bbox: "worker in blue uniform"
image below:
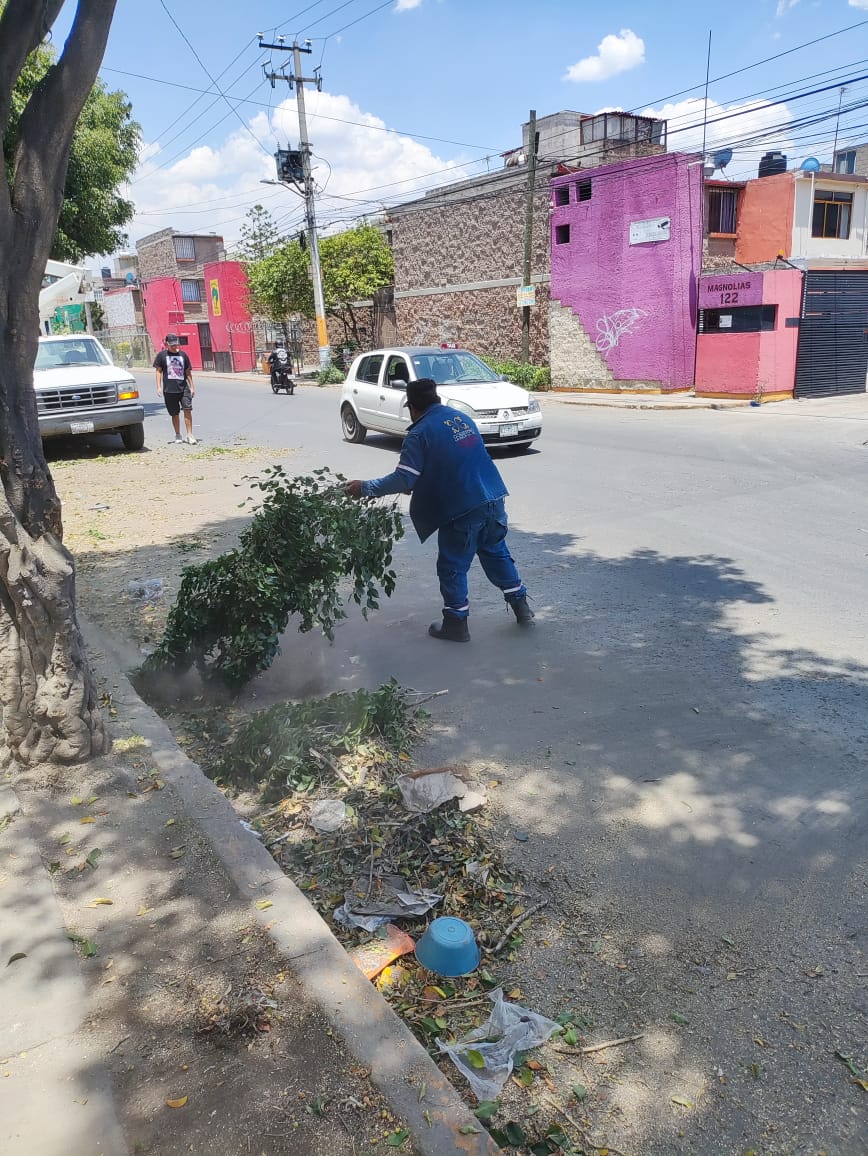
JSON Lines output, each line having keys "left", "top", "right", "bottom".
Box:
{"left": 344, "top": 378, "right": 533, "bottom": 642}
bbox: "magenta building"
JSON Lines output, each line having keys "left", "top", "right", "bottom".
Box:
{"left": 548, "top": 153, "right": 703, "bottom": 392}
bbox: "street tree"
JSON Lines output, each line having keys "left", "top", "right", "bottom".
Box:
{"left": 320, "top": 223, "right": 394, "bottom": 348}
{"left": 246, "top": 238, "right": 313, "bottom": 335}
{"left": 3, "top": 4, "right": 138, "bottom": 262}
{"left": 0, "top": 0, "right": 120, "bottom": 765}
{"left": 236, "top": 203, "right": 284, "bottom": 263}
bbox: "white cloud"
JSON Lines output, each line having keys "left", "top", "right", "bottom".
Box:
{"left": 395, "top": 0, "right": 424, "bottom": 9}
{"left": 564, "top": 29, "right": 645, "bottom": 83}
{"left": 642, "top": 95, "right": 795, "bottom": 180}
{"left": 848, "top": 0, "right": 868, "bottom": 8}
{"left": 775, "top": 0, "right": 798, "bottom": 16}
{"left": 127, "top": 90, "right": 463, "bottom": 248}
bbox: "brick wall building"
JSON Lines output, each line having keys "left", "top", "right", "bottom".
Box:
{"left": 385, "top": 109, "right": 667, "bottom": 368}
{"left": 137, "top": 228, "right": 224, "bottom": 324}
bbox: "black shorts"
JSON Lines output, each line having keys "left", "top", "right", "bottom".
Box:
{"left": 163, "top": 385, "right": 192, "bottom": 416}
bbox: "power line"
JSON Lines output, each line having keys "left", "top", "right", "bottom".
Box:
{"left": 156, "top": 0, "right": 273, "bottom": 157}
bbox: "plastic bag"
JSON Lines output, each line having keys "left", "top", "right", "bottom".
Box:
{"left": 436, "top": 988, "right": 561, "bottom": 1100}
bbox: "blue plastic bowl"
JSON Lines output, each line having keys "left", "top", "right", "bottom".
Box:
{"left": 415, "top": 916, "right": 481, "bottom": 977}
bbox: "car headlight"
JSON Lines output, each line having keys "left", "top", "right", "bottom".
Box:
{"left": 527, "top": 395, "right": 540, "bottom": 413}
{"left": 449, "top": 400, "right": 475, "bottom": 417}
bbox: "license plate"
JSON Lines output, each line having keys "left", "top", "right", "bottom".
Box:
{"left": 499, "top": 423, "right": 519, "bottom": 438}
{"left": 70, "top": 420, "right": 94, "bottom": 434}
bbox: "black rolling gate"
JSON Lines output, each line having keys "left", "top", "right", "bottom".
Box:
{"left": 794, "top": 270, "right": 868, "bottom": 398}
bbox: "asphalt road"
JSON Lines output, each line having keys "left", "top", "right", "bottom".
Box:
{"left": 131, "top": 371, "right": 868, "bottom": 1152}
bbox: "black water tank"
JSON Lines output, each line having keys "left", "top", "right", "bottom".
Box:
{"left": 758, "top": 151, "right": 787, "bottom": 178}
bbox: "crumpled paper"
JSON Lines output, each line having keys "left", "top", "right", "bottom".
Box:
{"left": 333, "top": 873, "right": 442, "bottom": 933}
{"left": 309, "top": 799, "right": 347, "bottom": 833}
{"left": 396, "top": 768, "right": 487, "bottom": 814}
{"left": 436, "top": 988, "right": 561, "bottom": 1100}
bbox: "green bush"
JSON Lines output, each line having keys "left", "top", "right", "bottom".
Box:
{"left": 142, "top": 467, "right": 404, "bottom": 690}
{"left": 480, "top": 356, "right": 550, "bottom": 391}
{"left": 316, "top": 365, "right": 346, "bottom": 385}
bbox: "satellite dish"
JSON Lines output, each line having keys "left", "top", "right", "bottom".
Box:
{"left": 125, "top": 271, "right": 136, "bottom": 284}
{"left": 800, "top": 157, "right": 821, "bottom": 172}
{"left": 713, "top": 147, "right": 733, "bottom": 170}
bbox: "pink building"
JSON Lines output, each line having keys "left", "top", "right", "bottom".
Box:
{"left": 548, "top": 153, "right": 703, "bottom": 392}
{"left": 694, "top": 268, "right": 803, "bottom": 400}
{"left": 203, "top": 260, "right": 257, "bottom": 372}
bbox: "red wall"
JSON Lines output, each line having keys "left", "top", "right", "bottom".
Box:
{"left": 141, "top": 276, "right": 203, "bottom": 369}
{"left": 735, "top": 173, "right": 795, "bottom": 264}
{"left": 695, "top": 268, "right": 802, "bottom": 399}
{"left": 203, "top": 260, "right": 256, "bottom": 371}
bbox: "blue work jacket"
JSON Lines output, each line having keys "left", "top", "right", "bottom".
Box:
{"left": 361, "top": 403, "right": 508, "bottom": 541}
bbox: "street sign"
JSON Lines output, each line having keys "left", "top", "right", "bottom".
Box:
{"left": 629, "top": 216, "right": 671, "bottom": 245}
{"left": 517, "top": 284, "right": 536, "bottom": 308}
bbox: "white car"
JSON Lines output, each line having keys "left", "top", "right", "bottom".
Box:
{"left": 34, "top": 334, "right": 146, "bottom": 451}
{"left": 340, "top": 346, "right": 542, "bottom": 451}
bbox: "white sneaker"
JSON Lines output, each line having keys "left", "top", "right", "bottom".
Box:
{"left": 169, "top": 435, "right": 183, "bottom": 444}
{"left": 186, "top": 434, "right": 198, "bottom": 445}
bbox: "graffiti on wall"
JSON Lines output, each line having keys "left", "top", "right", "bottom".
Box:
{"left": 595, "top": 307, "right": 649, "bottom": 353}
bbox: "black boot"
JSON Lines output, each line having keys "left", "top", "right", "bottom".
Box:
{"left": 428, "top": 614, "right": 470, "bottom": 642}
{"left": 509, "top": 596, "right": 535, "bottom": 626}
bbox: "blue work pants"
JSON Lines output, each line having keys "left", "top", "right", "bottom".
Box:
{"left": 436, "top": 499, "right": 525, "bottom": 619}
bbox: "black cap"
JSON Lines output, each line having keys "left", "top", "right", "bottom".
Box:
{"left": 406, "top": 377, "right": 439, "bottom": 411}
{"left": 165, "top": 333, "right": 180, "bottom": 344}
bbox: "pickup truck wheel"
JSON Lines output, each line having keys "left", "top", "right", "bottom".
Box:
{"left": 121, "top": 422, "right": 145, "bottom": 451}
{"left": 341, "top": 404, "right": 366, "bottom": 443}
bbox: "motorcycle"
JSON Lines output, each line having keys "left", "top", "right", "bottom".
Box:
{"left": 269, "top": 351, "right": 295, "bottom": 395}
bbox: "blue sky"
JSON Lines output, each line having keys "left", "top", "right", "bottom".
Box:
{"left": 54, "top": 0, "right": 868, "bottom": 253}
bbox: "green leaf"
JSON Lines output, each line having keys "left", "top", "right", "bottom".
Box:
{"left": 504, "top": 1122, "right": 527, "bottom": 1146}
{"left": 385, "top": 1130, "right": 409, "bottom": 1147}
{"left": 671, "top": 1013, "right": 690, "bottom": 1025}
{"left": 459, "top": 1125, "right": 480, "bottom": 1134}
{"left": 474, "top": 1100, "right": 499, "bottom": 1121}
{"left": 466, "top": 1049, "right": 486, "bottom": 1070}
{"left": 515, "top": 1065, "right": 534, "bottom": 1087}
{"left": 572, "top": 1083, "right": 588, "bottom": 1101}
{"left": 85, "top": 848, "right": 102, "bottom": 870}
{"left": 563, "top": 1027, "right": 578, "bottom": 1046}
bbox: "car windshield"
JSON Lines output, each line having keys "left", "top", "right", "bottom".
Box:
{"left": 410, "top": 350, "right": 500, "bottom": 386}
{"left": 35, "top": 338, "right": 111, "bottom": 370}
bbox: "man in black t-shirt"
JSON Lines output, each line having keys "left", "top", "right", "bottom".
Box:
{"left": 153, "top": 334, "right": 197, "bottom": 444}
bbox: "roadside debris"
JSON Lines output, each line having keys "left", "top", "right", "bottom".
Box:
{"left": 309, "top": 799, "right": 348, "bottom": 833}
{"left": 437, "top": 988, "right": 561, "bottom": 1100}
{"left": 397, "top": 766, "right": 488, "bottom": 813}
{"left": 127, "top": 578, "right": 165, "bottom": 602}
{"left": 335, "top": 873, "right": 442, "bottom": 932}
{"left": 348, "top": 924, "right": 416, "bottom": 980}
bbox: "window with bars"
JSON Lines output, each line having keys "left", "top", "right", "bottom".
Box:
{"left": 812, "top": 190, "right": 852, "bottom": 239}
{"left": 554, "top": 185, "right": 570, "bottom": 206}
{"left": 834, "top": 150, "right": 856, "bottom": 175}
{"left": 173, "top": 236, "right": 196, "bottom": 261}
{"left": 706, "top": 186, "right": 739, "bottom": 235}
{"left": 181, "top": 279, "right": 203, "bottom": 302}
{"left": 577, "top": 180, "right": 592, "bottom": 202}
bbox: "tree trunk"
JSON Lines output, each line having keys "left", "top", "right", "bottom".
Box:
{"left": 0, "top": 304, "right": 107, "bottom": 766}
{"left": 0, "top": 0, "right": 119, "bottom": 765}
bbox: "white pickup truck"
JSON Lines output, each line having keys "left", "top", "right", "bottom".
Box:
{"left": 34, "top": 334, "right": 146, "bottom": 451}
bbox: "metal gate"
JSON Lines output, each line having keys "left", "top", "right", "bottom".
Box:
{"left": 794, "top": 270, "right": 868, "bottom": 398}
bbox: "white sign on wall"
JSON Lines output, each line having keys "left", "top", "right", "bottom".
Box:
{"left": 516, "top": 284, "right": 536, "bottom": 308}
{"left": 629, "top": 216, "right": 671, "bottom": 245}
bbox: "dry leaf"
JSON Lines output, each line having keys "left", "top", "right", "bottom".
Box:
{"left": 671, "top": 1095, "right": 693, "bottom": 1109}
{"left": 853, "top": 1080, "right": 868, "bottom": 1092}
{"left": 137, "top": 905, "right": 153, "bottom": 917}
{"left": 165, "top": 1096, "right": 188, "bottom": 1109}
{"left": 168, "top": 846, "right": 186, "bottom": 859}
{"left": 80, "top": 816, "right": 96, "bottom": 824}
{"left": 88, "top": 898, "right": 113, "bottom": 907}
{"left": 255, "top": 899, "right": 273, "bottom": 911}
{"left": 70, "top": 796, "right": 84, "bottom": 806}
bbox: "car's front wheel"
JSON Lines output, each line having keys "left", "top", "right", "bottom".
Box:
{"left": 341, "top": 404, "right": 366, "bottom": 443}
{"left": 121, "top": 422, "right": 145, "bottom": 451}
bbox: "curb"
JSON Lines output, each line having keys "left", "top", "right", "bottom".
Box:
{"left": 84, "top": 617, "right": 498, "bottom": 1156}
{"left": 546, "top": 395, "right": 751, "bottom": 411}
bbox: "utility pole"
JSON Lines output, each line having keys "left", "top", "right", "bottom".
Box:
{"left": 259, "top": 35, "right": 331, "bottom": 368}
{"left": 521, "top": 110, "right": 537, "bottom": 364}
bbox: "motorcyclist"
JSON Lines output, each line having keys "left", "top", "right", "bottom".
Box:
{"left": 267, "top": 339, "right": 292, "bottom": 386}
